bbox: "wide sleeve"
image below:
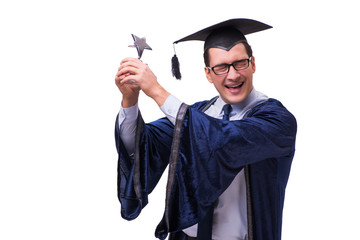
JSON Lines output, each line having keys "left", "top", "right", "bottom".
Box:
{"left": 155, "top": 99, "right": 297, "bottom": 238}
{"left": 115, "top": 112, "right": 174, "bottom": 220}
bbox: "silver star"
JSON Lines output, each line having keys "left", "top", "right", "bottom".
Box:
{"left": 128, "top": 34, "right": 152, "bottom": 59}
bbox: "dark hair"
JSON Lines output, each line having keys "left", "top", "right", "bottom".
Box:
{"left": 203, "top": 40, "right": 253, "bottom": 67}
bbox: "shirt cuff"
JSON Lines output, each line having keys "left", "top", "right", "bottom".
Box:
{"left": 160, "top": 94, "right": 183, "bottom": 125}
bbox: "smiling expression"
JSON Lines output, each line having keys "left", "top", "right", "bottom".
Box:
{"left": 204, "top": 43, "right": 256, "bottom": 105}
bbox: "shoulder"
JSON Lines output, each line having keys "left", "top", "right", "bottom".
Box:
{"left": 250, "top": 98, "right": 294, "bottom": 115}
{"left": 189, "top": 96, "right": 219, "bottom": 111}
{"left": 249, "top": 98, "right": 297, "bottom": 132}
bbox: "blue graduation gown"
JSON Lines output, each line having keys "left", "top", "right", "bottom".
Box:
{"left": 115, "top": 98, "right": 297, "bottom": 240}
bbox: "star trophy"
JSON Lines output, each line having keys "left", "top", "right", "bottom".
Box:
{"left": 128, "top": 34, "right": 152, "bottom": 59}
{"left": 126, "top": 34, "right": 152, "bottom": 85}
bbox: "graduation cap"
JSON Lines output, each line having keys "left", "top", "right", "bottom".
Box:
{"left": 171, "top": 18, "right": 272, "bottom": 80}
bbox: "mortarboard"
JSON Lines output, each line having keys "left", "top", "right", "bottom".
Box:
{"left": 171, "top": 18, "right": 272, "bottom": 80}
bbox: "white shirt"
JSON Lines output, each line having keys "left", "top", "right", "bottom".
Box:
{"left": 118, "top": 89, "right": 268, "bottom": 240}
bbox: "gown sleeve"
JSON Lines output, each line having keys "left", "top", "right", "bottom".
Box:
{"left": 115, "top": 111, "right": 175, "bottom": 220}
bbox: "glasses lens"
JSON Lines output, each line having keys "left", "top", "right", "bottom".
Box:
{"left": 233, "top": 59, "right": 249, "bottom": 70}
{"left": 213, "top": 64, "right": 229, "bottom": 75}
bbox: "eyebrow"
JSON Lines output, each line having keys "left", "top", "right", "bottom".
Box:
{"left": 212, "top": 58, "right": 249, "bottom": 67}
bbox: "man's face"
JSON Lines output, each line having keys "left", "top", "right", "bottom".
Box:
{"left": 205, "top": 43, "right": 256, "bottom": 104}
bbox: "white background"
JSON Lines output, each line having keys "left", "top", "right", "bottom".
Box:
{"left": 1, "top": 0, "right": 359, "bottom": 239}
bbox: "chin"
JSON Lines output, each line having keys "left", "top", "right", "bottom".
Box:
{"left": 225, "top": 94, "right": 246, "bottom": 104}
{"left": 222, "top": 84, "right": 252, "bottom": 104}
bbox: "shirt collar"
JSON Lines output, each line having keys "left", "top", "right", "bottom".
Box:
{"left": 215, "top": 88, "right": 269, "bottom": 117}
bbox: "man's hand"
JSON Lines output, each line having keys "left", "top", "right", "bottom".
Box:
{"left": 115, "top": 63, "right": 140, "bottom": 108}
{"left": 115, "top": 58, "right": 170, "bottom": 107}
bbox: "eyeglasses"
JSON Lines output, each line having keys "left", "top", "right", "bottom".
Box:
{"left": 207, "top": 57, "right": 252, "bottom": 75}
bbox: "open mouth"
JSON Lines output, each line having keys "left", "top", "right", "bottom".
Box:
{"left": 225, "top": 82, "right": 244, "bottom": 89}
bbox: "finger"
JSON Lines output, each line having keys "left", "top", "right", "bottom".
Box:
{"left": 121, "top": 57, "right": 141, "bottom": 65}
{"left": 121, "top": 58, "right": 149, "bottom": 72}
{"left": 115, "top": 72, "right": 130, "bottom": 83}
{"left": 120, "top": 61, "right": 143, "bottom": 72}
{"left": 120, "top": 74, "right": 139, "bottom": 85}
{"left": 118, "top": 65, "right": 139, "bottom": 77}
{"left": 117, "top": 63, "right": 133, "bottom": 77}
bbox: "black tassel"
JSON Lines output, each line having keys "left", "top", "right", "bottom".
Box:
{"left": 171, "top": 54, "right": 181, "bottom": 80}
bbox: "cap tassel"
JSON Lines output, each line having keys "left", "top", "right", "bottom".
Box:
{"left": 171, "top": 44, "right": 181, "bottom": 80}
{"left": 171, "top": 54, "right": 181, "bottom": 80}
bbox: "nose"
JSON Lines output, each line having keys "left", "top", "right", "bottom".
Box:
{"left": 227, "top": 64, "right": 240, "bottom": 80}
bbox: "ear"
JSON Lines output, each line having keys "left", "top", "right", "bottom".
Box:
{"left": 251, "top": 56, "right": 256, "bottom": 73}
{"left": 204, "top": 67, "right": 213, "bottom": 83}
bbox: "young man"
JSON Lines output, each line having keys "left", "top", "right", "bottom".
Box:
{"left": 115, "top": 19, "right": 297, "bottom": 240}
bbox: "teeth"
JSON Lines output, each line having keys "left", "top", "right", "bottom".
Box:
{"left": 227, "top": 82, "right": 244, "bottom": 88}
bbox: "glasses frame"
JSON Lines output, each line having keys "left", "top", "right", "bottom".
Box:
{"left": 207, "top": 57, "right": 252, "bottom": 75}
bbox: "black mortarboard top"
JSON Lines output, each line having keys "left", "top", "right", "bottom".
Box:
{"left": 171, "top": 18, "right": 272, "bottom": 79}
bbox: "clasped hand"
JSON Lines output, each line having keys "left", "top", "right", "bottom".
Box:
{"left": 115, "top": 58, "right": 170, "bottom": 107}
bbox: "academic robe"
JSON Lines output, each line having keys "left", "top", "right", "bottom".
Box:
{"left": 115, "top": 98, "right": 297, "bottom": 240}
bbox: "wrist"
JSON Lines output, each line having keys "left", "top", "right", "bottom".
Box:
{"left": 122, "top": 94, "right": 139, "bottom": 108}
{"left": 148, "top": 85, "right": 170, "bottom": 107}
